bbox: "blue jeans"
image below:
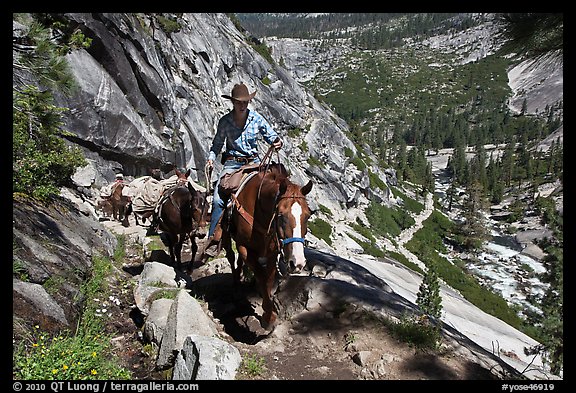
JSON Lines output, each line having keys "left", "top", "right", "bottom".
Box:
{"left": 208, "top": 158, "right": 260, "bottom": 238}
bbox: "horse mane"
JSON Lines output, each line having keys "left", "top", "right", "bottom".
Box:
{"left": 266, "top": 163, "right": 307, "bottom": 197}
{"left": 262, "top": 162, "right": 289, "bottom": 179}
{"left": 256, "top": 163, "right": 289, "bottom": 197}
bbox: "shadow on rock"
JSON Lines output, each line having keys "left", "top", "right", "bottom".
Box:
{"left": 191, "top": 273, "right": 272, "bottom": 345}
{"left": 146, "top": 249, "right": 174, "bottom": 266}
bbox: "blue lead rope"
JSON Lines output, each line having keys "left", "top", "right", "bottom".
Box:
{"left": 278, "top": 236, "right": 305, "bottom": 277}
{"left": 281, "top": 237, "right": 306, "bottom": 245}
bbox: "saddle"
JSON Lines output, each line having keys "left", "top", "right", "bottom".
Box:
{"left": 218, "top": 163, "right": 260, "bottom": 196}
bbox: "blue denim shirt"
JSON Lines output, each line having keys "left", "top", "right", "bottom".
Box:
{"left": 208, "top": 109, "right": 279, "bottom": 162}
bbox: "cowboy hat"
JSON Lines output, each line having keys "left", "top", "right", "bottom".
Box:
{"left": 221, "top": 83, "right": 256, "bottom": 101}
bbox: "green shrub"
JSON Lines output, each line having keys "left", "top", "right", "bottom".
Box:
{"left": 348, "top": 233, "right": 385, "bottom": 258}
{"left": 307, "top": 155, "right": 324, "bottom": 168}
{"left": 365, "top": 201, "right": 415, "bottom": 238}
{"left": 287, "top": 127, "right": 303, "bottom": 138}
{"left": 388, "top": 314, "right": 441, "bottom": 350}
{"left": 368, "top": 169, "right": 388, "bottom": 191}
{"left": 308, "top": 218, "right": 332, "bottom": 245}
{"left": 156, "top": 15, "right": 181, "bottom": 34}
{"left": 240, "top": 354, "right": 266, "bottom": 377}
{"left": 13, "top": 86, "right": 86, "bottom": 201}
{"left": 350, "top": 155, "right": 366, "bottom": 171}
{"left": 13, "top": 253, "right": 131, "bottom": 379}
{"left": 416, "top": 263, "right": 442, "bottom": 320}
{"left": 317, "top": 203, "right": 333, "bottom": 217}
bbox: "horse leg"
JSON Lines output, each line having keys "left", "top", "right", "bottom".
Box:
{"left": 127, "top": 203, "right": 139, "bottom": 226}
{"left": 96, "top": 198, "right": 112, "bottom": 220}
{"left": 174, "top": 234, "right": 184, "bottom": 268}
{"left": 141, "top": 211, "right": 153, "bottom": 225}
{"left": 186, "top": 234, "right": 198, "bottom": 275}
{"left": 121, "top": 204, "right": 130, "bottom": 227}
{"left": 246, "top": 251, "right": 277, "bottom": 330}
{"left": 261, "top": 257, "right": 279, "bottom": 329}
{"left": 112, "top": 201, "right": 118, "bottom": 221}
{"left": 222, "top": 232, "right": 240, "bottom": 284}
{"left": 164, "top": 232, "right": 176, "bottom": 266}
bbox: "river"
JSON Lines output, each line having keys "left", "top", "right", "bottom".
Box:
{"left": 468, "top": 229, "right": 548, "bottom": 318}
{"left": 429, "top": 152, "right": 549, "bottom": 319}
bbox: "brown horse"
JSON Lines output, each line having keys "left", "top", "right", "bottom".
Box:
{"left": 96, "top": 180, "right": 130, "bottom": 226}
{"left": 155, "top": 169, "right": 210, "bottom": 269}
{"left": 220, "top": 163, "right": 313, "bottom": 329}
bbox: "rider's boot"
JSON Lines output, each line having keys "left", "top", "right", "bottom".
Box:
{"left": 195, "top": 221, "right": 223, "bottom": 264}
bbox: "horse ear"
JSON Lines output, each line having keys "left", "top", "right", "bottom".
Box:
{"left": 301, "top": 180, "right": 313, "bottom": 196}
{"left": 185, "top": 168, "right": 191, "bottom": 178}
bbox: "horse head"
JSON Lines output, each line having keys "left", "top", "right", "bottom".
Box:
{"left": 187, "top": 182, "right": 210, "bottom": 239}
{"left": 175, "top": 168, "right": 191, "bottom": 186}
{"left": 275, "top": 178, "right": 313, "bottom": 274}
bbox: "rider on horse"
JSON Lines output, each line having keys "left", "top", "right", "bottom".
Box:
{"left": 200, "top": 82, "right": 283, "bottom": 260}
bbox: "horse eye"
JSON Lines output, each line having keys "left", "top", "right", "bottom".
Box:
{"left": 277, "top": 214, "right": 287, "bottom": 225}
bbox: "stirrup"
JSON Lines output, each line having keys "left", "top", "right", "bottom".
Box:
{"left": 195, "top": 237, "right": 218, "bottom": 263}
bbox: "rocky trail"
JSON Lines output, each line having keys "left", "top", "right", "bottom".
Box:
{"left": 99, "top": 196, "right": 527, "bottom": 381}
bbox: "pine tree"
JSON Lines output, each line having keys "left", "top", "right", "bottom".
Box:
{"left": 416, "top": 263, "right": 442, "bottom": 320}
{"left": 13, "top": 14, "right": 88, "bottom": 200}
{"left": 456, "top": 181, "right": 490, "bottom": 251}
{"left": 525, "top": 240, "right": 563, "bottom": 376}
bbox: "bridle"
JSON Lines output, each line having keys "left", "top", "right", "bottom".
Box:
{"left": 270, "top": 195, "right": 307, "bottom": 243}
{"left": 269, "top": 194, "right": 309, "bottom": 276}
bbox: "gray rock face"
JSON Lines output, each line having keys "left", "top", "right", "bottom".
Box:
{"left": 49, "top": 13, "right": 370, "bottom": 212}
{"left": 507, "top": 51, "right": 563, "bottom": 116}
{"left": 265, "top": 36, "right": 351, "bottom": 83}
{"left": 13, "top": 279, "right": 69, "bottom": 330}
{"left": 12, "top": 196, "right": 117, "bottom": 335}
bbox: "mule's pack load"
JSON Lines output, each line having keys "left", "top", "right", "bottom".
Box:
{"left": 126, "top": 175, "right": 206, "bottom": 217}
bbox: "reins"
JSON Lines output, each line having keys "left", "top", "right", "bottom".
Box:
{"left": 201, "top": 162, "right": 213, "bottom": 224}
{"left": 256, "top": 144, "right": 280, "bottom": 199}
{"left": 271, "top": 194, "right": 308, "bottom": 277}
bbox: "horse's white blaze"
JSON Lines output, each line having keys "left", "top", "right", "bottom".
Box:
{"left": 288, "top": 202, "right": 306, "bottom": 270}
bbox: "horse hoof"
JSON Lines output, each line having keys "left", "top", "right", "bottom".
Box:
{"left": 260, "top": 313, "right": 277, "bottom": 331}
